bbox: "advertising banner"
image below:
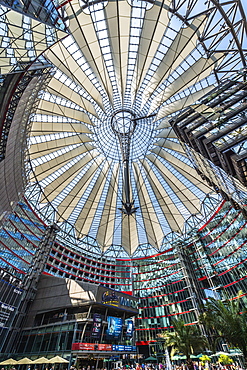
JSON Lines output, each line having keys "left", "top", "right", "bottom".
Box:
{"left": 91, "top": 313, "right": 102, "bottom": 338}
{"left": 72, "top": 343, "right": 95, "bottom": 351}
{"left": 72, "top": 343, "right": 114, "bottom": 351}
{"left": 0, "top": 268, "right": 23, "bottom": 330}
{"left": 112, "top": 345, "right": 137, "bottom": 352}
{"left": 98, "top": 344, "right": 112, "bottom": 351}
{"left": 112, "top": 344, "right": 125, "bottom": 351}
{"left": 106, "top": 316, "right": 123, "bottom": 339}
{"left": 126, "top": 320, "right": 134, "bottom": 337}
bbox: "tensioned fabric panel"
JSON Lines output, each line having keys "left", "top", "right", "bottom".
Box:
{"left": 149, "top": 148, "right": 213, "bottom": 195}
{"left": 96, "top": 163, "right": 120, "bottom": 249}
{"left": 74, "top": 162, "right": 110, "bottom": 236}
{"left": 46, "top": 78, "right": 97, "bottom": 117}
{"left": 140, "top": 159, "right": 183, "bottom": 233}
{"left": 105, "top": 0, "right": 131, "bottom": 100}
{"left": 121, "top": 213, "right": 139, "bottom": 255}
{"left": 29, "top": 134, "right": 92, "bottom": 159}
{"left": 133, "top": 162, "right": 164, "bottom": 248}
{"left": 155, "top": 86, "right": 214, "bottom": 120}
{"left": 57, "top": 158, "right": 104, "bottom": 219}
{"left": 132, "top": 0, "right": 171, "bottom": 96}
{"left": 142, "top": 15, "right": 208, "bottom": 103}
{"left": 31, "top": 143, "right": 94, "bottom": 180}
{"left": 147, "top": 53, "right": 225, "bottom": 114}
{"left": 40, "top": 150, "right": 99, "bottom": 202}
{"left": 36, "top": 98, "right": 95, "bottom": 125}
{"left": 144, "top": 155, "right": 202, "bottom": 222}
{"left": 44, "top": 43, "right": 104, "bottom": 108}
{"left": 65, "top": 1, "right": 114, "bottom": 102}
{"left": 30, "top": 121, "right": 94, "bottom": 136}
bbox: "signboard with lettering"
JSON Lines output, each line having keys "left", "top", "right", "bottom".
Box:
{"left": 125, "top": 345, "right": 136, "bottom": 351}
{"left": 91, "top": 313, "right": 102, "bottom": 338}
{"left": 112, "top": 345, "right": 125, "bottom": 351}
{"left": 102, "top": 290, "right": 119, "bottom": 306}
{"left": 72, "top": 343, "right": 95, "bottom": 351}
{"left": 0, "top": 268, "right": 23, "bottom": 352}
{"left": 72, "top": 343, "right": 136, "bottom": 352}
{"left": 99, "top": 287, "right": 138, "bottom": 311}
{"left": 98, "top": 344, "right": 112, "bottom": 351}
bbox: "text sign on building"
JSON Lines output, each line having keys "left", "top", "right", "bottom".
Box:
{"left": 72, "top": 343, "right": 136, "bottom": 352}
{"left": 91, "top": 313, "right": 102, "bottom": 338}
{"left": 72, "top": 343, "right": 95, "bottom": 351}
{"left": 101, "top": 289, "right": 138, "bottom": 310}
{"left": 0, "top": 268, "right": 23, "bottom": 329}
{"left": 102, "top": 290, "right": 119, "bottom": 307}
{"left": 112, "top": 345, "right": 137, "bottom": 352}
{"left": 98, "top": 344, "right": 112, "bottom": 351}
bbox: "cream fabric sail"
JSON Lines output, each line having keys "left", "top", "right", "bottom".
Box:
{"left": 23, "top": 0, "right": 246, "bottom": 256}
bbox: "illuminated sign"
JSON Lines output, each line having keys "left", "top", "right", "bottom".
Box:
{"left": 72, "top": 343, "right": 136, "bottom": 352}
{"left": 126, "top": 320, "right": 134, "bottom": 337}
{"left": 91, "top": 313, "right": 102, "bottom": 338}
{"left": 0, "top": 268, "right": 23, "bottom": 330}
{"left": 106, "top": 316, "right": 123, "bottom": 339}
{"left": 98, "top": 344, "right": 112, "bottom": 351}
{"left": 72, "top": 343, "right": 95, "bottom": 351}
{"left": 119, "top": 296, "right": 138, "bottom": 309}
{"left": 101, "top": 290, "right": 138, "bottom": 309}
{"left": 102, "top": 291, "right": 119, "bottom": 306}
{"left": 112, "top": 345, "right": 137, "bottom": 352}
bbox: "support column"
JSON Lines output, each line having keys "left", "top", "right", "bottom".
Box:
{"left": 2, "top": 223, "right": 59, "bottom": 354}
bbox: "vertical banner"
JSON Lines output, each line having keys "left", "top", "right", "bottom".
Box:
{"left": 91, "top": 313, "right": 102, "bottom": 338}
{"left": 126, "top": 320, "right": 134, "bottom": 337}
{"left": 106, "top": 316, "right": 123, "bottom": 338}
{"left": 0, "top": 269, "right": 23, "bottom": 352}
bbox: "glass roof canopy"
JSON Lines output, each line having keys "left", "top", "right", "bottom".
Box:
{"left": 3, "top": 0, "right": 246, "bottom": 257}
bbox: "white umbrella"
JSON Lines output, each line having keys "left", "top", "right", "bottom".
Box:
{"left": 16, "top": 358, "right": 34, "bottom": 365}
{"left": 48, "top": 356, "right": 69, "bottom": 364}
{"left": 33, "top": 357, "right": 50, "bottom": 364}
{"left": 0, "top": 359, "right": 18, "bottom": 365}
{"left": 211, "top": 352, "right": 230, "bottom": 357}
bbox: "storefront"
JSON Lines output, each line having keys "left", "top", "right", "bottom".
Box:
{"left": 16, "top": 275, "right": 139, "bottom": 367}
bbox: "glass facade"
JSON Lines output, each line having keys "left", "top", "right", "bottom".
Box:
{"left": 1, "top": 196, "right": 247, "bottom": 356}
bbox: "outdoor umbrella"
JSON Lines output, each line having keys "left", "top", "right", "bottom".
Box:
{"left": 144, "top": 356, "right": 157, "bottom": 362}
{"left": 16, "top": 358, "right": 34, "bottom": 365}
{"left": 196, "top": 354, "right": 204, "bottom": 359}
{"left": 48, "top": 356, "right": 69, "bottom": 364}
{"left": 33, "top": 357, "right": 50, "bottom": 364}
{"left": 171, "top": 356, "right": 180, "bottom": 361}
{"left": 0, "top": 359, "right": 18, "bottom": 365}
{"left": 177, "top": 356, "right": 187, "bottom": 360}
{"left": 229, "top": 351, "right": 243, "bottom": 357}
{"left": 211, "top": 352, "right": 230, "bottom": 357}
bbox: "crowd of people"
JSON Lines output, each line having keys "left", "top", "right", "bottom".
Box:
{"left": 3, "top": 361, "right": 244, "bottom": 370}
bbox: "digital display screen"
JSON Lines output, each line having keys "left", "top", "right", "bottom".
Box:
{"left": 106, "top": 316, "right": 123, "bottom": 339}
{"left": 126, "top": 320, "right": 134, "bottom": 337}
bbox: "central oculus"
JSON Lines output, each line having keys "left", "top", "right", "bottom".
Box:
{"left": 111, "top": 110, "right": 136, "bottom": 136}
